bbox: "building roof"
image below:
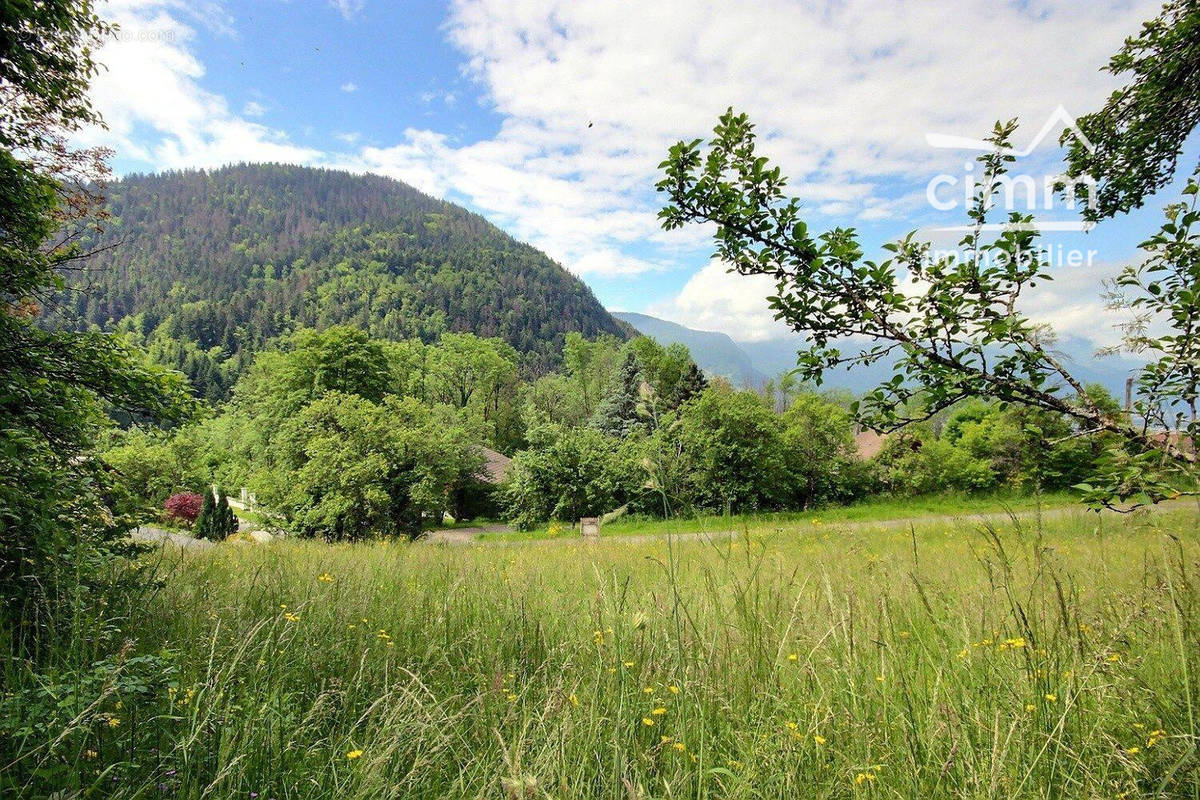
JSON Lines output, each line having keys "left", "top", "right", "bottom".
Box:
{"left": 479, "top": 447, "right": 512, "bottom": 484}
{"left": 854, "top": 429, "right": 888, "bottom": 460}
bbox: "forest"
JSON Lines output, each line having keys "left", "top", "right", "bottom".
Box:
{"left": 3, "top": 1, "right": 1199, "bottom": 797}
{"left": 100, "top": 322, "right": 1127, "bottom": 540}
{"left": 51, "top": 164, "right": 628, "bottom": 400}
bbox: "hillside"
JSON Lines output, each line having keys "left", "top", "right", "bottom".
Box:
{"left": 58, "top": 164, "right": 626, "bottom": 399}
{"left": 612, "top": 312, "right": 765, "bottom": 387}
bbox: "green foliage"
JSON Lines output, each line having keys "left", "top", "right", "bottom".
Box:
{"left": 563, "top": 331, "right": 624, "bottom": 418}
{"left": 54, "top": 164, "right": 628, "bottom": 398}
{"left": 269, "top": 393, "right": 481, "bottom": 540}
{"left": 657, "top": 105, "right": 1198, "bottom": 509}
{"left": 1085, "top": 179, "right": 1200, "bottom": 506}
{"left": 872, "top": 428, "right": 997, "bottom": 496}
{"left": 99, "top": 428, "right": 209, "bottom": 517}
{"left": 503, "top": 424, "right": 641, "bottom": 530}
{"left": 651, "top": 388, "right": 789, "bottom": 515}
{"left": 1, "top": 3, "right": 191, "bottom": 658}
{"left": 590, "top": 350, "right": 645, "bottom": 437}
{"left": 781, "top": 393, "right": 865, "bottom": 508}
{"left": 0, "top": 1, "right": 110, "bottom": 153}
{"left": 1062, "top": 0, "right": 1200, "bottom": 221}
{"left": 194, "top": 490, "right": 237, "bottom": 541}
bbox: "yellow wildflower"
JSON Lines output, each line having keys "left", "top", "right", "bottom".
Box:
{"left": 651, "top": 707, "right": 667, "bottom": 715}
{"left": 642, "top": 717, "right": 655, "bottom": 726}
{"left": 814, "top": 735, "right": 827, "bottom": 745}
{"left": 1044, "top": 694, "right": 1057, "bottom": 703}
{"left": 346, "top": 750, "right": 363, "bottom": 760}
{"left": 569, "top": 694, "right": 579, "bottom": 707}
{"left": 787, "top": 653, "right": 798, "bottom": 661}
{"left": 672, "top": 742, "right": 686, "bottom": 752}
{"left": 317, "top": 572, "right": 334, "bottom": 582}
{"left": 106, "top": 717, "right": 120, "bottom": 728}
{"left": 668, "top": 685, "right": 679, "bottom": 694}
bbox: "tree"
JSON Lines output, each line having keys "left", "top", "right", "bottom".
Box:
{"left": 591, "top": 351, "right": 644, "bottom": 437}
{"left": 236, "top": 326, "right": 392, "bottom": 418}
{"left": 426, "top": 332, "right": 522, "bottom": 451}
{"left": 1, "top": 2, "right": 191, "bottom": 653}
{"left": 1062, "top": 0, "right": 1200, "bottom": 222}
{"left": 652, "top": 388, "right": 788, "bottom": 514}
{"left": 563, "top": 332, "right": 623, "bottom": 417}
{"left": 502, "top": 424, "right": 640, "bottom": 530}
{"left": 671, "top": 362, "right": 709, "bottom": 409}
{"left": 269, "top": 393, "right": 481, "bottom": 540}
{"left": 194, "top": 489, "right": 237, "bottom": 541}
{"left": 658, "top": 107, "right": 1197, "bottom": 509}
{"left": 781, "top": 393, "right": 863, "bottom": 508}
{"left": 164, "top": 492, "right": 204, "bottom": 526}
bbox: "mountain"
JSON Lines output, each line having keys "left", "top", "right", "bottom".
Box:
{"left": 612, "top": 312, "right": 765, "bottom": 387}
{"left": 57, "top": 164, "right": 626, "bottom": 399}
{"left": 735, "top": 334, "right": 1141, "bottom": 399}
{"left": 614, "top": 313, "right": 1141, "bottom": 402}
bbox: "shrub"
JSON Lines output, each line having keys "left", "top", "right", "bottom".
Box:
{"left": 194, "top": 490, "right": 238, "bottom": 540}
{"left": 163, "top": 492, "right": 204, "bottom": 525}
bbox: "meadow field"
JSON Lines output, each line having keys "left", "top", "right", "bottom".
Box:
{"left": 6, "top": 505, "right": 1199, "bottom": 799}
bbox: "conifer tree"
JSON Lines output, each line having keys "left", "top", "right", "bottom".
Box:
{"left": 671, "top": 362, "right": 709, "bottom": 408}
{"left": 591, "top": 351, "right": 643, "bottom": 438}
{"left": 193, "top": 489, "right": 217, "bottom": 539}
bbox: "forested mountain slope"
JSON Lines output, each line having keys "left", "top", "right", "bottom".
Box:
{"left": 57, "top": 164, "right": 626, "bottom": 399}
{"left": 613, "top": 312, "right": 765, "bottom": 387}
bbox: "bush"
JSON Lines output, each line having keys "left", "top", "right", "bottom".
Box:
{"left": 163, "top": 492, "right": 204, "bottom": 525}
{"left": 503, "top": 424, "right": 642, "bottom": 530}
{"left": 194, "top": 490, "right": 238, "bottom": 540}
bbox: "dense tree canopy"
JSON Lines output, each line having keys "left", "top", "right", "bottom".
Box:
{"left": 1063, "top": 0, "right": 1200, "bottom": 221}
{"left": 49, "top": 164, "right": 628, "bottom": 400}
{"left": 1, "top": 0, "right": 190, "bottom": 655}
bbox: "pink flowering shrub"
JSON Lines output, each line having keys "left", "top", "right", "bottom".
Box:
{"left": 164, "top": 492, "right": 204, "bottom": 525}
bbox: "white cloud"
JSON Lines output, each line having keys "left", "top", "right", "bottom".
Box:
{"left": 649, "top": 260, "right": 789, "bottom": 343}
{"left": 80, "top": 1, "right": 320, "bottom": 168}
{"left": 334, "top": 131, "right": 362, "bottom": 145}
{"left": 651, "top": 250, "right": 1132, "bottom": 351}
{"left": 82, "top": 0, "right": 1160, "bottom": 352}
{"left": 340, "top": 81, "right": 359, "bottom": 93}
{"left": 355, "top": 0, "right": 1156, "bottom": 288}
{"left": 242, "top": 100, "right": 266, "bottom": 117}
{"left": 329, "top": 0, "right": 364, "bottom": 21}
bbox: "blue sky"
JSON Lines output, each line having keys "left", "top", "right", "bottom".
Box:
{"left": 82, "top": 0, "right": 1198, "bottom": 349}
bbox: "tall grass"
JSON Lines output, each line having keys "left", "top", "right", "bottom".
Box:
{"left": 3, "top": 507, "right": 1198, "bottom": 798}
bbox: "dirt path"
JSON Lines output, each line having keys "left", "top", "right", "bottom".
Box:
{"left": 423, "top": 523, "right": 516, "bottom": 544}
{"left": 419, "top": 500, "right": 1196, "bottom": 547}
{"left": 132, "top": 526, "right": 215, "bottom": 549}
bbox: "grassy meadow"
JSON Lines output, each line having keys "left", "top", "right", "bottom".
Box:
{"left": 6, "top": 505, "right": 1200, "bottom": 798}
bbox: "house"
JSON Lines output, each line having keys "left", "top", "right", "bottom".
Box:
{"left": 479, "top": 447, "right": 512, "bottom": 484}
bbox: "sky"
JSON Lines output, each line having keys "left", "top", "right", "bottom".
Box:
{"left": 80, "top": 0, "right": 1199, "bottom": 350}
